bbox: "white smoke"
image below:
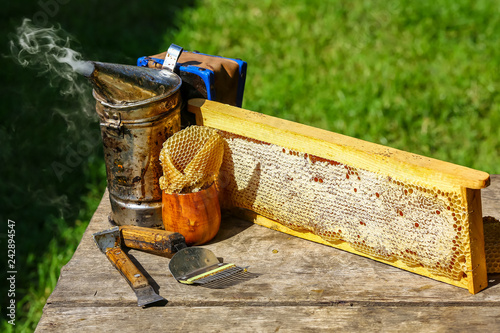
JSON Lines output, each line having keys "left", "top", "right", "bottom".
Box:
{"left": 6, "top": 19, "right": 102, "bottom": 218}
{"left": 9, "top": 19, "right": 94, "bottom": 94}
{"left": 8, "top": 18, "right": 95, "bottom": 119}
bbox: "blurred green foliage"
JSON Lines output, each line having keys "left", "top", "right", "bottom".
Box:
{"left": 1, "top": 0, "right": 500, "bottom": 331}
{"left": 0, "top": 0, "right": 193, "bottom": 331}
{"left": 168, "top": 0, "right": 500, "bottom": 172}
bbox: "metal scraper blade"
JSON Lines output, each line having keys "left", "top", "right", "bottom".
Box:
{"left": 134, "top": 285, "right": 166, "bottom": 307}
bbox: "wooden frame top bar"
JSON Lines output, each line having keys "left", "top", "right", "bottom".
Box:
{"left": 188, "top": 99, "right": 490, "bottom": 191}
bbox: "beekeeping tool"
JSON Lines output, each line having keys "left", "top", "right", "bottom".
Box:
{"left": 83, "top": 60, "right": 182, "bottom": 228}
{"left": 169, "top": 247, "right": 253, "bottom": 288}
{"left": 93, "top": 226, "right": 186, "bottom": 306}
{"left": 188, "top": 98, "right": 491, "bottom": 294}
{"left": 93, "top": 227, "right": 165, "bottom": 306}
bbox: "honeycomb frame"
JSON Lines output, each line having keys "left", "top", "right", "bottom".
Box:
{"left": 188, "top": 99, "right": 490, "bottom": 294}
{"left": 484, "top": 216, "right": 500, "bottom": 273}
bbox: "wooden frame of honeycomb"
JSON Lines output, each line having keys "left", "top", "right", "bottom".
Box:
{"left": 188, "top": 99, "right": 490, "bottom": 294}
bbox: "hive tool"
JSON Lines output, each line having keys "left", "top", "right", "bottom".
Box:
{"left": 93, "top": 226, "right": 186, "bottom": 307}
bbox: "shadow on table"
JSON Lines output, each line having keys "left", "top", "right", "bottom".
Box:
{"left": 207, "top": 211, "right": 255, "bottom": 244}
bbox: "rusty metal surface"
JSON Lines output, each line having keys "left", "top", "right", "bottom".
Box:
{"left": 89, "top": 62, "right": 181, "bottom": 104}
{"left": 93, "top": 65, "right": 182, "bottom": 227}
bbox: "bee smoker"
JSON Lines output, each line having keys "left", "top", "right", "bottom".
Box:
{"left": 84, "top": 51, "right": 183, "bottom": 228}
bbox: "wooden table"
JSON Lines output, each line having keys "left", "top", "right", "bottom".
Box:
{"left": 36, "top": 175, "right": 500, "bottom": 332}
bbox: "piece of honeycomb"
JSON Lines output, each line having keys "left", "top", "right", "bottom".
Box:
{"left": 216, "top": 131, "right": 472, "bottom": 281}
{"left": 484, "top": 216, "right": 500, "bottom": 273}
{"left": 159, "top": 125, "right": 224, "bottom": 193}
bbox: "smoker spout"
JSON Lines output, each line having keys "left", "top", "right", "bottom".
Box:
{"left": 83, "top": 61, "right": 180, "bottom": 105}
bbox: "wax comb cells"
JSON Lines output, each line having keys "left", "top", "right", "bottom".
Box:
{"left": 187, "top": 99, "right": 490, "bottom": 293}
{"left": 159, "top": 125, "right": 224, "bottom": 194}
{"left": 484, "top": 216, "right": 500, "bottom": 273}
{"left": 217, "top": 132, "right": 471, "bottom": 282}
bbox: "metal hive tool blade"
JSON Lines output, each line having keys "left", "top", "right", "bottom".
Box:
{"left": 134, "top": 285, "right": 166, "bottom": 307}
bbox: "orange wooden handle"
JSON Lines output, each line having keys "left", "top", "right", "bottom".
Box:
{"left": 119, "top": 225, "right": 185, "bottom": 256}
{"left": 105, "top": 247, "right": 148, "bottom": 289}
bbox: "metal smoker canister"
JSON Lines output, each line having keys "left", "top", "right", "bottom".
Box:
{"left": 92, "top": 64, "right": 182, "bottom": 227}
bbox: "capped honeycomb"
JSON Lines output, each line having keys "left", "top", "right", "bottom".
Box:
{"left": 159, "top": 125, "right": 224, "bottom": 193}
{"left": 484, "top": 216, "right": 500, "bottom": 273}
{"left": 216, "top": 131, "right": 473, "bottom": 281}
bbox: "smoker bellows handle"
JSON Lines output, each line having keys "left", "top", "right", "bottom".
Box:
{"left": 119, "top": 226, "right": 187, "bottom": 256}
{"left": 105, "top": 247, "right": 149, "bottom": 290}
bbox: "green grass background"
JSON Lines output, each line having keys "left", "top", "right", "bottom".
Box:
{"left": 2, "top": 0, "right": 500, "bottom": 331}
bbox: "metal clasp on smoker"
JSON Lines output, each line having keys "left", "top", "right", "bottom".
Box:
{"left": 163, "top": 44, "right": 183, "bottom": 72}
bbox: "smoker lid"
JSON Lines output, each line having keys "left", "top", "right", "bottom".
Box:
{"left": 89, "top": 61, "right": 182, "bottom": 107}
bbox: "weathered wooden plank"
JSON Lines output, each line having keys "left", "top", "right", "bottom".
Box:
{"left": 45, "top": 185, "right": 500, "bottom": 310}
{"left": 35, "top": 305, "right": 500, "bottom": 333}
{"left": 36, "top": 176, "right": 500, "bottom": 332}
{"left": 482, "top": 175, "right": 500, "bottom": 218}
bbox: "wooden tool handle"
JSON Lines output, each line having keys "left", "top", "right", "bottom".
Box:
{"left": 105, "top": 247, "right": 149, "bottom": 289}
{"left": 119, "top": 225, "right": 186, "bottom": 256}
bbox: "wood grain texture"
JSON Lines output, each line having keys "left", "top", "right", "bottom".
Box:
{"left": 105, "top": 247, "right": 149, "bottom": 290}
{"left": 36, "top": 305, "right": 500, "bottom": 333}
{"left": 464, "top": 188, "right": 488, "bottom": 294}
{"left": 162, "top": 182, "right": 221, "bottom": 245}
{"left": 36, "top": 176, "right": 500, "bottom": 332}
{"left": 119, "top": 226, "right": 183, "bottom": 257}
{"left": 188, "top": 99, "right": 490, "bottom": 191}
